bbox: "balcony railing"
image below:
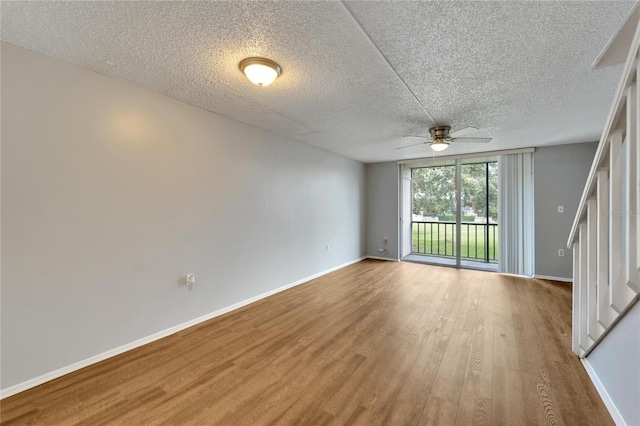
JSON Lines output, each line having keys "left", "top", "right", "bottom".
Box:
{"left": 412, "top": 221, "right": 498, "bottom": 263}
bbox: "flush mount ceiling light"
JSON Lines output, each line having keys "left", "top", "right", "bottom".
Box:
{"left": 430, "top": 139, "right": 450, "bottom": 152}
{"left": 239, "top": 57, "right": 282, "bottom": 87}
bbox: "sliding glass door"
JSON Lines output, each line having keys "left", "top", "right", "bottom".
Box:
{"left": 406, "top": 159, "right": 498, "bottom": 270}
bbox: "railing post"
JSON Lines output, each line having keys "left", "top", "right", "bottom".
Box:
{"left": 579, "top": 222, "right": 590, "bottom": 354}
{"left": 623, "top": 83, "right": 640, "bottom": 293}
{"left": 430, "top": 222, "right": 433, "bottom": 254}
{"left": 625, "top": 81, "right": 640, "bottom": 293}
{"left": 467, "top": 224, "right": 470, "bottom": 259}
{"left": 494, "top": 224, "right": 497, "bottom": 261}
{"left": 609, "top": 130, "right": 635, "bottom": 312}
{"left": 596, "top": 170, "right": 614, "bottom": 329}
{"left": 572, "top": 241, "right": 580, "bottom": 355}
{"left": 444, "top": 223, "right": 447, "bottom": 256}
{"left": 474, "top": 225, "right": 478, "bottom": 258}
{"left": 637, "top": 68, "right": 640, "bottom": 275}
{"left": 587, "top": 199, "right": 602, "bottom": 340}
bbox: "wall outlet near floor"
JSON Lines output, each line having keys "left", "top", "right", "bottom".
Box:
{"left": 186, "top": 273, "right": 195, "bottom": 287}
{"left": 378, "top": 248, "right": 385, "bottom": 253}
{"left": 325, "top": 244, "right": 330, "bottom": 252}
{"left": 383, "top": 237, "right": 388, "bottom": 245}
{"left": 558, "top": 249, "right": 565, "bottom": 257}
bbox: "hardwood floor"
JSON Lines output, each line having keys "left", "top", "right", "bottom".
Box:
{"left": 1, "top": 260, "right": 612, "bottom": 425}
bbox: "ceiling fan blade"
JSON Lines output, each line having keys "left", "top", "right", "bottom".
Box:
{"left": 449, "top": 126, "right": 479, "bottom": 137}
{"left": 403, "top": 135, "right": 433, "bottom": 140}
{"left": 395, "top": 141, "right": 428, "bottom": 150}
{"left": 453, "top": 137, "right": 492, "bottom": 144}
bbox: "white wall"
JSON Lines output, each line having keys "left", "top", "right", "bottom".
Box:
{"left": 365, "top": 162, "right": 398, "bottom": 260}
{"left": 534, "top": 142, "right": 598, "bottom": 279}
{"left": 587, "top": 302, "right": 640, "bottom": 425}
{"left": 0, "top": 43, "right": 366, "bottom": 390}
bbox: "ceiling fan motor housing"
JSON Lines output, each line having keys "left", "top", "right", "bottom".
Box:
{"left": 429, "top": 125, "right": 452, "bottom": 141}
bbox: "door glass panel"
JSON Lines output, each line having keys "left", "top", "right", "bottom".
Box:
{"left": 460, "top": 162, "right": 498, "bottom": 263}
{"left": 412, "top": 165, "right": 457, "bottom": 258}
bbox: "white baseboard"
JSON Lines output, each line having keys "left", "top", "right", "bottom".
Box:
{"left": 366, "top": 255, "right": 399, "bottom": 262}
{"left": 0, "top": 256, "right": 366, "bottom": 399}
{"left": 534, "top": 274, "right": 573, "bottom": 283}
{"left": 498, "top": 272, "right": 532, "bottom": 279}
{"left": 581, "top": 358, "right": 626, "bottom": 425}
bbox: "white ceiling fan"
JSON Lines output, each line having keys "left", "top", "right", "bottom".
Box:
{"left": 396, "top": 125, "right": 492, "bottom": 152}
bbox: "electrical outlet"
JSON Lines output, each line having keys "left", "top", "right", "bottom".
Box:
{"left": 383, "top": 237, "right": 388, "bottom": 245}
{"left": 186, "top": 273, "right": 195, "bottom": 286}
{"left": 558, "top": 206, "right": 564, "bottom": 213}
{"left": 325, "top": 244, "right": 330, "bottom": 252}
{"left": 558, "top": 249, "right": 565, "bottom": 257}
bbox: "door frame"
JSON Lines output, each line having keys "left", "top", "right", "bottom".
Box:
{"left": 399, "top": 158, "right": 498, "bottom": 270}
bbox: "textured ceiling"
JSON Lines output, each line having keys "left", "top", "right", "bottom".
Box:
{"left": 1, "top": 1, "right": 636, "bottom": 163}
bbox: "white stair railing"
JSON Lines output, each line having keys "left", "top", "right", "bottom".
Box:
{"left": 567, "top": 20, "right": 640, "bottom": 357}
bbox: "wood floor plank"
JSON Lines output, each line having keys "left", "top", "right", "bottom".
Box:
{"left": 323, "top": 333, "right": 400, "bottom": 422}
{"left": 430, "top": 274, "right": 480, "bottom": 404}
{"left": 461, "top": 272, "right": 494, "bottom": 400}
{"left": 0, "top": 260, "right": 614, "bottom": 426}
{"left": 492, "top": 278, "right": 520, "bottom": 371}
{"left": 519, "top": 364, "right": 565, "bottom": 426}
{"left": 418, "top": 395, "right": 459, "bottom": 426}
{"left": 455, "top": 391, "right": 491, "bottom": 426}
{"left": 267, "top": 354, "right": 366, "bottom": 425}
{"left": 491, "top": 365, "right": 527, "bottom": 426}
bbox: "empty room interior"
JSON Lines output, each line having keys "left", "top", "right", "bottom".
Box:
{"left": 2, "top": 1, "right": 640, "bottom": 425}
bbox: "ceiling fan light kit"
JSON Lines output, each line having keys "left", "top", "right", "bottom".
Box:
{"left": 430, "top": 139, "right": 450, "bottom": 151}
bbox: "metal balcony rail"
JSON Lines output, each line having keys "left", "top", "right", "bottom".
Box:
{"left": 412, "top": 221, "right": 498, "bottom": 263}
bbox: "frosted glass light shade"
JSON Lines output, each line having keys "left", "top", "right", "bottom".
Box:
{"left": 430, "top": 140, "right": 449, "bottom": 151}
{"left": 239, "top": 58, "right": 282, "bottom": 87}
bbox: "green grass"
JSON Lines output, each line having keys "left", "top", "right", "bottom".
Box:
{"left": 412, "top": 222, "right": 498, "bottom": 262}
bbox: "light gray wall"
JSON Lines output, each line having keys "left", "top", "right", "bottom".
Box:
{"left": 1, "top": 43, "right": 366, "bottom": 389}
{"left": 365, "top": 162, "right": 398, "bottom": 260}
{"left": 587, "top": 302, "right": 640, "bottom": 425}
{"left": 365, "top": 144, "right": 598, "bottom": 276}
{"left": 534, "top": 142, "right": 597, "bottom": 278}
